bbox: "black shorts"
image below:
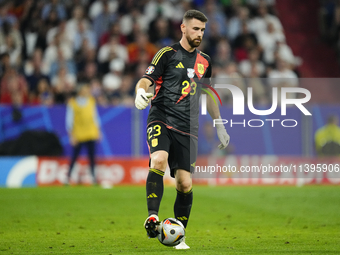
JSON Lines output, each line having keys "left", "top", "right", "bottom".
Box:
{"left": 147, "top": 122, "right": 198, "bottom": 178}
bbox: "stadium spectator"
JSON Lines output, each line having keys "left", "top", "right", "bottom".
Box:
{"left": 222, "top": 0, "right": 246, "bottom": 18}
{"left": 0, "top": 0, "right": 300, "bottom": 108}
{"left": 330, "top": 0, "right": 340, "bottom": 46}
{"left": 316, "top": 1, "right": 340, "bottom": 74}
{"left": 73, "top": 20, "right": 97, "bottom": 52}
{"left": 23, "top": 19, "right": 43, "bottom": 58}
{"left": 117, "top": 0, "right": 136, "bottom": 15}
{"left": 78, "top": 62, "right": 98, "bottom": 84}
{"left": 41, "top": 0, "right": 67, "bottom": 20}
{"left": 49, "top": 56, "right": 76, "bottom": 82}
{"left": 0, "top": 35, "right": 21, "bottom": 68}
{"left": 25, "top": 48, "right": 50, "bottom": 94}
{"left": 31, "top": 78, "right": 54, "bottom": 105}
{"left": 239, "top": 48, "right": 265, "bottom": 77}
{"left": 228, "top": 6, "right": 252, "bottom": 41}
{"left": 0, "top": 67, "right": 28, "bottom": 104}
{"left": 90, "top": 78, "right": 109, "bottom": 107}
{"left": 250, "top": 4, "right": 282, "bottom": 36}
{"left": 111, "top": 74, "right": 134, "bottom": 106}
{"left": 246, "top": 0, "right": 276, "bottom": 8}
{"left": 0, "top": 2, "right": 18, "bottom": 27}
{"left": 268, "top": 58, "right": 298, "bottom": 102}
{"left": 148, "top": 17, "right": 175, "bottom": 47}
{"left": 119, "top": 8, "right": 148, "bottom": 37}
{"left": 315, "top": 115, "right": 340, "bottom": 156}
{"left": 202, "top": 1, "right": 228, "bottom": 37}
{"left": 65, "top": 5, "right": 90, "bottom": 45}
{"left": 44, "top": 9, "right": 61, "bottom": 31}
{"left": 215, "top": 62, "right": 246, "bottom": 104}
{"left": 246, "top": 0, "right": 276, "bottom": 14}
{"left": 46, "top": 20, "right": 70, "bottom": 47}
{"left": 92, "top": 1, "right": 117, "bottom": 42}
{"left": 21, "top": 5, "right": 49, "bottom": 54}
{"left": 43, "top": 32, "right": 73, "bottom": 76}
{"left": 203, "top": 21, "right": 223, "bottom": 57}
{"left": 126, "top": 19, "right": 143, "bottom": 43}
{"left": 64, "top": 0, "right": 90, "bottom": 19}
{"left": 319, "top": 0, "right": 337, "bottom": 42}
{"left": 98, "top": 35, "right": 127, "bottom": 75}
{"left": 98, "top": 35, "right": 128, "bottom": 65}
{"left": 257, "top": 21, "right": 285, "bottom": 65}
{"left": 100, "top": 21, "right": 127, "bottom": 47}
{"left": 172, "top": 0, "right": 192, "bottom": 24}
{"left": 51, "top": 65, "right": 76, "bottom": 104}
{"left": 0, "top": 52, "right": 10, "bottom": 77}
{"left": 268, "top": 58, "right": 298, "bottom": 81}
{"left": 127, "top": 33, "right": 158, "bottom": 64}
{"left": 89, "top": 0, "right": 118, "bottom": 20}
{"left": 274, "top": 40, "right": 296, "bottom": 67}
{"left": 143, "top": 0, "right": 176, "bottom": 26}
{"left": 233, "top": 22, "right": 259, "bottom": 62}
{"left": 0, "top": 21, "right": 23, "bottom": 67}
{"left": 246, "top": 67, "right": 268, "bottom": 104}
{"left": 233, "top": 21, "right": 258, "bottom": 46}
{"left": 75, "top": 47, "right": 97, "bottom": 77}
{"left": 9, "top": 0, "right": 32, "bottom": 24}
{"left": 102, "top": 58, "right": 124, "bottom": 99}
{"left": 133, "top": 62, "right": 148, "bottom": 84}
{"left": 66, "top": 84, "right": 101, "bottom": 185}
{"left": 213, "top": 38, "right": 233, "bottom": 67}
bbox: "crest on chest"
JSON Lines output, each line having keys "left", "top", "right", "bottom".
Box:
{"left": 197, "top": 63, "right": 204, "bottom": 75}
{"left": 187, "top": 68, "right": 195, "bottom": 78}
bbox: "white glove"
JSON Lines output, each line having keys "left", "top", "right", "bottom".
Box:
{"left": 135, "top": 88, "right": 153, "bottom": 110}
{"left": 216, "top": 124, "right": 230, "bottom": 150}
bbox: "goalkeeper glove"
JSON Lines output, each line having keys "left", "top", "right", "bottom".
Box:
{"left": 135, "top": 88, "right": 153, "bottom": 110}
{"left": 215, "top": 120, "right": 230, "bottom": 150}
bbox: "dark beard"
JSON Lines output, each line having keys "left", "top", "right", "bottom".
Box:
{"left": 186, "top": 35, "right": 201, "bottom": 48}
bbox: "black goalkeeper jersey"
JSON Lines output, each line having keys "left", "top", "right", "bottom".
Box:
{"left": 143, "top": 42, "right": 212, "bottom": 138}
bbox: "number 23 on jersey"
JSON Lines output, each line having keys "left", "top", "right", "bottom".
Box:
{"left": 181, "top": 80, "right": 197, "bottom": 96}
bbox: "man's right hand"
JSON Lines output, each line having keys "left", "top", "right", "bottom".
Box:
{"left": 135, "top": 88, "right": 153, "bottom": 110}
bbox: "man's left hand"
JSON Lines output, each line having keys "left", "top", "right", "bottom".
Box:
{"left": 216, "top": 124, "right": 230, "bottom": 150}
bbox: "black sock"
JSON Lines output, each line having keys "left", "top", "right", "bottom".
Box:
{"left": 146, "top": 168, "right": 164, "bottom": 216}
{"left": 174, "top": 188, "right": 193, "bottom": 228}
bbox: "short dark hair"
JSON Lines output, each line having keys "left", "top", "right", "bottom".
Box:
{"left": 327, "top": 115, "right": 338, "bottom": 124}
{"left": 183, "top": 10, "right": 208, "bottom": 23}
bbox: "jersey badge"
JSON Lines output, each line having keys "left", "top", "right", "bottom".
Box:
{"left": 145, "top": 66, "right": 155, "bottom": 75}
{"left": 187, "top": 68, "right": 195, "bottom": 78}
{"left": 152, "top": 138, "right": 158, "bottom": 147}
{"left": 197, "top": 63, "right": 205, "bottom": 75}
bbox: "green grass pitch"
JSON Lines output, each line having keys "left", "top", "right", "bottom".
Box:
{"left": 0, "top": 185, "right": 339, "bottom": 254}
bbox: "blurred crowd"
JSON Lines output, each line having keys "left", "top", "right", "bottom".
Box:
{"left": 0, "top": 0, "right": 300, "bottom": 107}
{"left": 319, "top": 0, "right": 340, "bottom": 58}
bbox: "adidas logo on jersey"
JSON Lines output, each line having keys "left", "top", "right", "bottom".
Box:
{"left": 176, "top": 62, "right": 184, "bottom": 68}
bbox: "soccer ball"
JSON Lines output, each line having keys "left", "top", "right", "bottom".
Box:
{"left": 157, "top": 218, "right": 185, "bottom": 246}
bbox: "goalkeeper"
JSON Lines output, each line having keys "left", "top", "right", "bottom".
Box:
{"left": 134, "top": 10, "right": 230, "bottom": 249}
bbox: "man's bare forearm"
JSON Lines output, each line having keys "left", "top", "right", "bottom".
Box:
{"left": 135, "top": 78, "right": 153, "bottom": 93}
{"left": 206, "top": 93, "right": 221, "bottom": 119}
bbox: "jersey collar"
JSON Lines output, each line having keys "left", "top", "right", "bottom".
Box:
{"left": 178, "top": 42, "right": 197, "bottom": 57}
